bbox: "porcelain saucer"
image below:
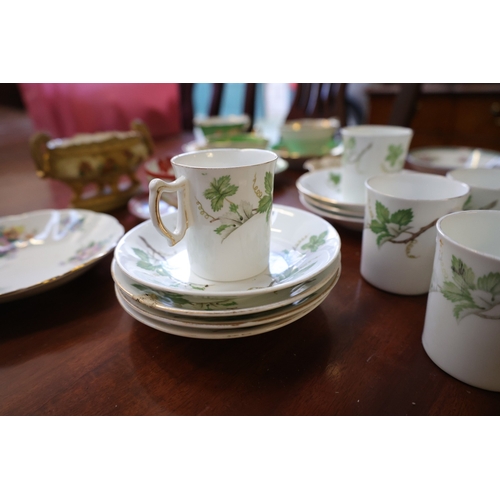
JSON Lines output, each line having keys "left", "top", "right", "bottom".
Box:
{"left": 114, "top": 204, "right": 341, "bottom": 297}
{"left": 115, "top": 271, "right": 335, "bottom": 339}
{"left": 303, "top": 155, "right": 342, "bottom": 172}
{"left": 111, "top": 253, "right": 340, "bottom": 317}
{"left": 296, "top": 168, "right": 365, "bottom": 214}
{"left": 407, "top": 146, "right": 500, "bottom": 174}
{"left": 0, "top": 209, "right": 124, "bottom": 303}
{"left": 115, "top": 267, "right": 340, "bottom": 330}
{"left": 299, "top": 193, "right": 364, "bottom": 232}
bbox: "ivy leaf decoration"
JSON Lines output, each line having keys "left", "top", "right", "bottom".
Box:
{"left": 385, "top": 144, "right": 404, "bottom": 166}
{"left": 440, "top": 256, "right": 500, "bottom": 321}
{"left": 301, "top": 231, "right": 328, "bottom": 252}
{"left": 462, "top": 195, "right": 474, "bottom": 211}
{"left": 390, "top": 208, "right": 413, "bottom": 227}
{"left": 203, "top": 175, "right": 239, "bottom": 212}
{"left": 477, "top": 272, "right": 500, "bottom": 298}
{"left": 369, "top": 201, "right": 414, "bottom": 249}
{"left": 329, "top": 173, "right": 341, "bottom": 186}
{"left": 375, "top": 200, "right": 390, "bottom": 224}
{"left": 451, "top": 255, "right": 476, "bottom": 290}
{"left": 257, "top": 171, "right": 274, "bottom": 221}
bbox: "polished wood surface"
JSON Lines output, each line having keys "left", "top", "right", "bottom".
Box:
{"left": 1, "top": 106, "right": 499, "bottom": 416}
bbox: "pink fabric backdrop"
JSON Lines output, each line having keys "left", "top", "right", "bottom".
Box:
{"left": 19, "top": 83, "right": 181, "bottom": 139}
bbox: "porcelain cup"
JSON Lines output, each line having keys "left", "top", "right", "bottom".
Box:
{"left": 422, "top": 210, "right": 500, "bottom": 391}
{"left": 280, "top": 118, "right": 339, "bottom": 156}
{"left": 446, "top": 167, "right": 500, "bottom": 210}
{"left": 360, "top": 172, "right": 470, "bottom": 295}
{"left": 149, "top": 148, "right": 278, "bottom": 282}
{"left": 340, "top": 125, "right": 413, "bottom": 204}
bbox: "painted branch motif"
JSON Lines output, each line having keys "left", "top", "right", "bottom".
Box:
{"left": 440, "top": 255, "right": 500, "bottom": 322}
{"left": 343, "top": 138, "right": 405, "bottom": 173}
{"left": 196, "top": 171, "right": 273, "bottom": 242}
{"left": 368, "top": 201, "right": 438, "bottom": 258}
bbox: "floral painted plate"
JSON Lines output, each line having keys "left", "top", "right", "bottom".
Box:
{"left": 114, "top": 204, "right": 341, "bottom": 297}
{"left": 111, "top": 253, "right": 340, "bottom": 317}
{"left": 296, "top": 168, "right": 365, "bottom": 214}
{"left": 0, "top": 209, "right": 124, "bottom": 303}
{"left": 114, "top": 271, "right": 336, "bottom": 339}
{"left": 407, "top": 147, "right": 500, "bottom": 174}
{"left": 299, "top": 193, "right": 364, "bottom": 232}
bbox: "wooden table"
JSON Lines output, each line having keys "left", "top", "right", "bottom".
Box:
{"left": 1, "top": 106, "right": 499, "bottom": 416}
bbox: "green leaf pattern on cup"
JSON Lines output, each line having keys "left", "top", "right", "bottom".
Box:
{"left": 344, "top": 138, "right": 405, "bottom": 172}
{"left": 440, "top": 255, "right": 500, "bottom": 322}
{"left": 197, "top": 171, "right": 273, "bottom": 242}
{"left": 461, "top": 194, "right": 498, "bottom": 211}
{"left": 368, "top": 200, "right": 438, "bottom": 258}
{"left": 385, "top": 144, "right": 404, "bottom": 167}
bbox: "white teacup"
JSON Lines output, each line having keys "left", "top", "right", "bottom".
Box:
{"left": 446, "top": 167, "right": 500, "bottom": 210}
{"left": 341, "top": 125, "right": 413, "bottom": 204}
{"left": 360, "top": 172, "right": 470, "bottom": 295}
{"left": 149, "top": 148, "right": 278, "bottom": 282}
{"left": 422, "top": 210, "right": 500, "bottom": 391}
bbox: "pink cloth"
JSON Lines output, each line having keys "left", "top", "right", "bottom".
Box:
{"left": 19, "top": 83, "right": 181, "bottom": 139}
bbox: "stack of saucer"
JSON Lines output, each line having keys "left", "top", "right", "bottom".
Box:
{"left": 296, "top": 167, "right": 365, "bottom": 231}
{"left": 112, "top": 204, "right": 341, "bottom": 339}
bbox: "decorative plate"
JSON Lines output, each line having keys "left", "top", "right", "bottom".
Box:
{"left": 115, "top": 272, "right": 336, "bottom": 339}
{"left": 407, "top": 147, "right": 500, "bottom": 174}
{"left": 114, "top": 204, "right": 341, "bottom": 297}
{"left": 111, "top": 254, "right": 340, "bottom": 317}
{"left": 0, "top": 209, "right": 124, "bottom": 303}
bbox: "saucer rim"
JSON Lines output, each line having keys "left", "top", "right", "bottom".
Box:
{"left": 111, "top": 254, "right": 340, "bottom": 317}
{"left": 114, "top": 204, "right": 341, "bottom": 298}
{"left": 0, "top": 208, "right": 124, "bottom": 303}
{"left": 299, "top": 194, "right": 364, "bottom": 232}
{"left": 296, "top": 168, "right": 365, "bottom": 212}
{"left": 115, "top": 271, "right": 336, "bottom": 339}
{"left": 115, "top": 266, "right": 340, "bottom": 330}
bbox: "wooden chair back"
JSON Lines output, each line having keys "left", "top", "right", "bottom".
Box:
{"left": 286, "top": 83, "right": 348, "bottom": 126}
{"left": 179, "top": 83, "right": 258, "bottom": 131}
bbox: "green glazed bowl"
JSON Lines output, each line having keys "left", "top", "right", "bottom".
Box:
{"left": 205, "top": 133, "right": 269, "bottom": 149}
{"left": 280, "top": 118, "right": 339, "bottom": 156}
{"left": 193, "top": 114, "right": 251, "bottom": 139}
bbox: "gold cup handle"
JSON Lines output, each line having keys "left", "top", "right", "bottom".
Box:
{"left": 148, "top": 177, "right": 188, "bottom": 246}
